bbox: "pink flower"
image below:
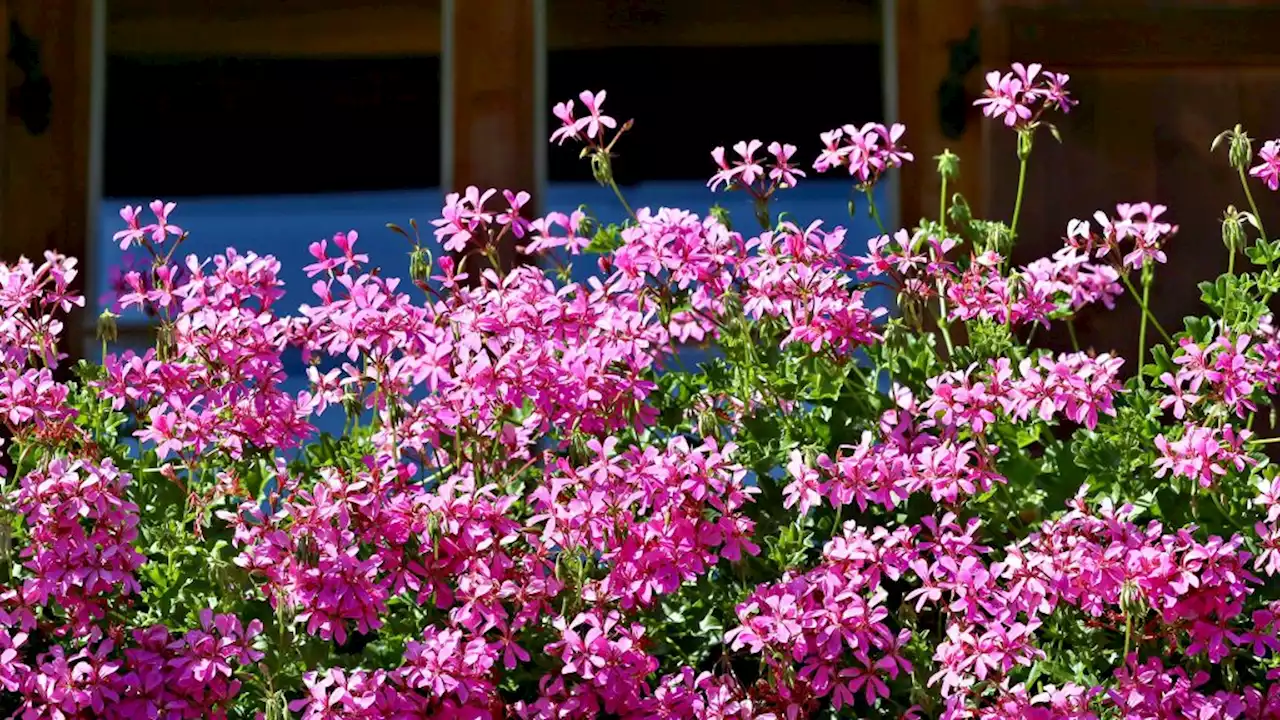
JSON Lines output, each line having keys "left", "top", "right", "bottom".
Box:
{"left": 766, "top": 141, "right": 805, "bottom": 188}
{"left": 550, "top": 99, "right": 580, "bottom": 144}
{"left": 708, "top": 139, "right": 765, "bottom": 191}
{"left": 974, "top": 62, "right": 1074, "bottom": 129}
{"left": 146, "top": 199, "right": 183, "bottom": 244}
{"left": 1252, "top": 139, "right": 1280, "bottom": 191}
{"left": 576, "top": 90, "right": 617, "bottom": 140}
{"left": 113, "top": 205, "right": 146, "bottom": 250}
{"left": 812, "top": 123, "right": 913, "bottom": 186}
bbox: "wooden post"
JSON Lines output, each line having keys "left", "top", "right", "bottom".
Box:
{"left": 895, "top": 0, "right": 983, "bottom": 228}
{"left": 1, "top": 0, "right": 98, "bottom": 364}
{"left": 443, "top": 0, "right": 541, "bottom": 268}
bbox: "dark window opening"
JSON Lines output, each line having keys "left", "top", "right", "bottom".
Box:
{"left": 104, "top": 56, "right": 442, "bottom": 198}
{"left": 547, "top": 43, "right": 884, "bottom": 185}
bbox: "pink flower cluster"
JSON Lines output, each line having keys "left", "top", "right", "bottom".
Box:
{"left": 11, "top": 458, "right": 144, "bottom": 632}
{"left": 434, "top": 187, "right": 533, "bottom": 253}
{"left": 1160, "top": 333, "right": 1276, "bottom": 420}
{"left": 99, "top": 248, "right": 312, "bottom": 460}
{"left": 550, "top": 90, "right": 617, "bottom": 146}
{"left": 1066, "top": 202, "right": 1178, "bottom": 270}
{"left": 725, "top": 522, "right": 914, "bottom": 713}
{"left": 6, "top": 73, "right": 1280, "bottom": 720}
{"left": 1153, "top": 422, "right": 1255, "bottom": 488}
{"left": 813, "top": 122, "right": 913, "bottom": 186}
{"left": 4, "top": 612, "right": 261, "bottom": 720}
{"left": 113, "top": 200, "right": 183, "bottom": 251}
{"left": 532, "top": 436, "right": 758, "bottom": 609}
{"left": 708, "top": 140, "right": 806, "bottom": 193}
{"left": 946, "top": 247, "right": 1123, "bottom": 328}
{"left": 0, "top": 251, "right": 83, "bottom": 371}
{"left": 784, "top": 351, "right": 1122, "bottom": 515}
{"left": 974, "top": 62, "right": 1075, "bottom": 129}
{"left": 743, "top": 220, "right": 887, "bottom": 353}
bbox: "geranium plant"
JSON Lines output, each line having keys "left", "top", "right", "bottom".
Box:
{"left": 3, "top": 63, "right": 1280, "bottom": 719}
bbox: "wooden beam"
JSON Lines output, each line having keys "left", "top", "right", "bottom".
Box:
{"left": 895, "top": 0, "right": 983, "bottom": 228}
{"left": 108, "top": 1, "right": 444, "bottom": 58}
{"left": 106, "top": 0, "right": 879, "bottom": 58}
{"left": 549, "top": 0, "right": 880, "bottom": 51}
{"left": 445, "top": 0, "right": 538, "bottom": 268}
{"left": 2, "top": 0, "right": 97, "bottom": 364}
{"left": 996, "top": 4, "right": 1280, "bottom": 68}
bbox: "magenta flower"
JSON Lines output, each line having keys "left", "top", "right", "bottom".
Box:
{"left": 975, "top": 62, "right": 1074, "bottom": 129}
{"left": 576, "top": 90, "right": 617, "bottom": 140}
{"left": 812, "top": 122, "right": 913, "bottom": 186}
{"left": 147, "top": 199, "right": 183, "bottom": 243}
{"left": 550, "top": 99, "right": 579, "bottom": 145}
{"left": 766, "top": 141, "right": 805, "bottom": 188}
{"left": 708, "top": 139, "right": 765, "bottom": 192}
{"left": 1252, "top": 139, "right": 1280, "bottom": 191}
{"left": 113, "top": 205, "right": 146, "bottom": 250}
{"left": 976, "top": 68, "right": 1033, "bottom": 127}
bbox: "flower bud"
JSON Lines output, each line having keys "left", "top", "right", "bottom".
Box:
{"left": 342, "top": 391, "right": 363, "bottom": 423}
{"left": 1223, "top": 206, "right": 1248, "bottom": 255}
{"left": 709, "top": 204, "right": 733, "bottom": 230}
{"left": 1017, "top": 129, "right": 1035, "bottom": 161}
{"left": 590, "top": 152, "right": 612, "bottom": 187}
{"left": 409, "top": 245, "right": 433, "bottom": 285}
{"left": 948, "top": 194, "right": 973, "bottom": 227}
{"left": 1119, "top": 579, "right": 1146, "bottom": 619}
{"left": 96, "top": 309, "right": 119, "bottom": 344}
{"left": 1229, "top": 125, "right": 1254, "bottom": 171}
{"left": 986, "top": 223, "right": 1014, "bottom": 256}
{"left": 898, "top": 290, "right": 925, "bottom": 330}
{"left": 156, "top": 322, "right": 175, "bottom": 361}
{"left": 753, "top": 197, "right": 771, "bottom": 230}
{"left": 934, "top": 149, "right": 960, "bottom": 181}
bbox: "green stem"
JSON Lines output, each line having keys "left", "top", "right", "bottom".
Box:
{"left": 1137, "top": 265, "right": 1151, "bottom": 389}
{"left": 1120, "top": 273, "right": 1173, "bottom": 344}
{"left": 1066, "top": 319, "right": 1081, "bottom": 352}
{"left": 1011, "top": 154, "right": 1028, "bottom": 238}
{"left": 1123, "top": 612, "right": 1133, "bottom": 663}
{"left": 1239, "top": 164, "right": 1268, "bottom": 242}
{"left": 864, "top": 187, "right": 887, "bottom": 235}
{"left": 939, "top": 175, "right": 949, "bottom": 230}
{"left": 608, "top": 178, "right": 637, "bottom": 222}
{"left": 935, "top": 177, "right": 956, "bottom": 358}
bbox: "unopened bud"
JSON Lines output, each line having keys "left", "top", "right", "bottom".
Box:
{"left": 96, "top": 309, "right": 119, "bottom": 344}
{"left": 590, "top": 152, "right": 612, "bottom": 187}
{"left": 753, "top": 197, "right": 771, "bottom": 230}
{"left": 935, "top": 149, "right": 960, "bottom": 180}
{"left": 948, "top": 194, "right": 972, "bottom": 227}
{"left": 1017, "top": 129, "right": 1035, "bottom": 161}
{"left": 341, "top": 391, "right": 363, "bottom": 423}
{"left": 1230, "top": 125, "right": 1254, "bottom": 171}
{"left": 1223, "top": 207, "right": 1248, "bottom": 255}
{"left": 709, "top": 204, "right": 733, "bottom": 230}
{"left": 156, "top": 322, "right": 175, "bottom": 361}
{"left": 409, "top": 245, "right": 432, "bottom": 285}
{"left": 986, "top": 223, "right": 1014, "bottom": 256}
{"left": 898, "top": 291, "right": 925, "bottom": 329}
{"left": 1119, "top": 579, "right": 1146, "bottom": 619}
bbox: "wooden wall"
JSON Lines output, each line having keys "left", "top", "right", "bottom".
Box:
{"left": 979, "top": 0, "right": 1280, "bottom": 358}
{"left": 1, "top": 0, "right": 97, "bottom": 364}
{"left": 106, "top": 0, "right": 880, "bottom": 58}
